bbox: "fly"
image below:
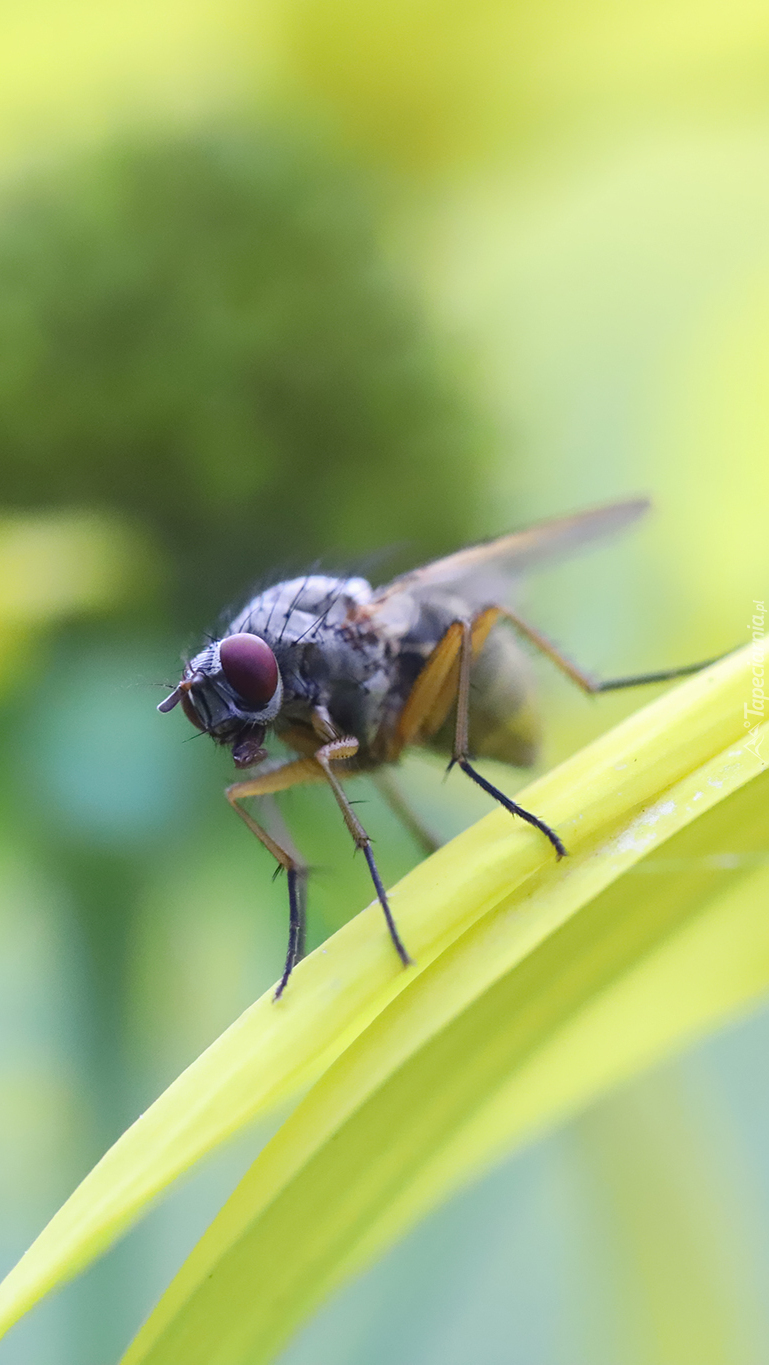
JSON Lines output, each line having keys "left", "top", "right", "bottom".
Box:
{"left": 158, "top": 499, "right": 717, "bottom": 997}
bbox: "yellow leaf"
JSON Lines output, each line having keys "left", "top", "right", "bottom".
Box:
{"left": 119, "top": 727, "right": 769, "bottom": 1363}
{"left": 0, "top": 639, "right": 764, "bottom": 1347}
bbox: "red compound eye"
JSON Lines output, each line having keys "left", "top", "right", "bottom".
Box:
{"left": 219, "top": 633, "right": 279, "bottom": 708}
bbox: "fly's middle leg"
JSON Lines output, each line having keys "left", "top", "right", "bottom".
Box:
{"left": 312, "top": 724, "right": 412, "bottom": 969}
{"left": 373, "top": 768, "right": 443, "bottom": 856}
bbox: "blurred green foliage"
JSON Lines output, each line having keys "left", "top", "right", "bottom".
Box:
{"left": 0, "top": 129, "right": 488, "bottom": 620}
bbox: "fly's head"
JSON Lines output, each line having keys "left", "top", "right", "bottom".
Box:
{"left": 158, "top": 632, "right": 283, "bottom": 768}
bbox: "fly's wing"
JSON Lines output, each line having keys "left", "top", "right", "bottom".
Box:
{"left": 370, "top": 498, "right": 649, "bottom": 620}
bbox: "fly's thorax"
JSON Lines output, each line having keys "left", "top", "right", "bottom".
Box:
{"left": 227, "top": 574, "right": 396, "bottom": 742}
{"left": 270, "top": 623, "right": 393, "bottom": 744}
{"left": 229, "top": 574, "right": 374, "bottom": 648}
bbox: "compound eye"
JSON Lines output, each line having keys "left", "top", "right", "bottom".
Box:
{"left": 219, "top": 633, "right": 279, "bottom": 709}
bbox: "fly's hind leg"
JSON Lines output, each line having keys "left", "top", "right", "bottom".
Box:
{"left": 498, "top": 608, "right": 725, "bottom": 693}
{"left": 392, "top": 611, "right": 566, "bottom": 859}
{"left": 451, "top": 618, "right": 567, "bottom": 859}
{"left": 226, "top": 756, "right": 323, "bottom": 998}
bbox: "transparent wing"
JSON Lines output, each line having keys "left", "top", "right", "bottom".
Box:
{"left": 370, "top": 498, "right": 649, "bottom": 617}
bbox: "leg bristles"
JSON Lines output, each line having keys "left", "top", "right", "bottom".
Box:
{"left": 457, "top": 757, "right": 567, "bottom": 859}
{"left": 362, "top": 842, "right": 412, "bottom": 967}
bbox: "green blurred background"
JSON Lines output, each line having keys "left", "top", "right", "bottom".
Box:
{"left": 0, "top": 3, "right": 768, "bottom": 1362}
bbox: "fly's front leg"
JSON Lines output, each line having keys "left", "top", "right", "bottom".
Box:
{"left": 226, "top": 756, "right": 321, "bottom": 998}
{"left": 262, "top": 796, "right": 308, "bottom": 962}
{"left": 311, "top": 715, "right": 412, "bottom": 969}
{"left": 452, "top": 619, "right": 567, "bottom": 859}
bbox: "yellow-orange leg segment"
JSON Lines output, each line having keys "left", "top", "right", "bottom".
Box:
{"left": 392, "top": 607, "right": 500, "bottom": 758}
